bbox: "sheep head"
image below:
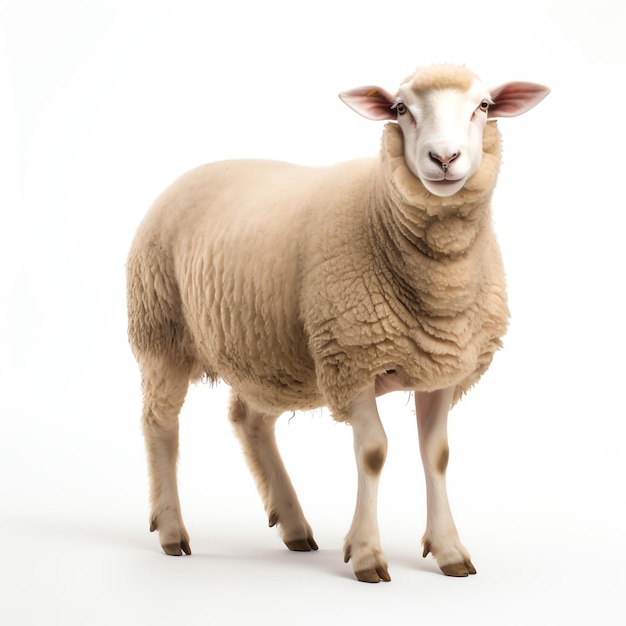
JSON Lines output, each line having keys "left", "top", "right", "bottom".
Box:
{"left": 339, "top": 65, "right": 550, "bottom": 198}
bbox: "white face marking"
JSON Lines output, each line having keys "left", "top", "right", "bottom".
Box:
{"left": 395, "top": 78, "right": 492, "bottom": 197}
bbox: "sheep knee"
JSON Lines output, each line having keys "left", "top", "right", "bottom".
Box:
{"left": 437, "top": 445, "right": 449, "bottom": 475}
{"left": 364, "top": 445, "right": 387, "bottom": 476}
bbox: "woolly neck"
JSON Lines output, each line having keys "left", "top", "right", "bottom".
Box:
{"left": 368, "top": 121, "right": 502, "bottom": 263}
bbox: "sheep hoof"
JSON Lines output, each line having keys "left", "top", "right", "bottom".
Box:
{"left": 422, "top": 534, "right": 475, "bottom": 576}
{"left": 162, "top": 540, "right": 192, "bottom": 556}
{"left": 344, "top": 542, "right": 391, "bottom": 582}
{"left": 285, "top": 536, "right": 319, "bottom": 551}
{"left": 440, "top": 560, "right": 476, "bottom": 577}
{"left": 355, "top": 567, "right": 391, "bottom": 583}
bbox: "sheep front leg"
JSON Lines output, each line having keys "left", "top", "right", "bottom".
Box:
{"left": 416, "top": 387, "right": 476, "bottom": 576}
{"left": 343, "top": 386, "right": 391, "bottom": 582}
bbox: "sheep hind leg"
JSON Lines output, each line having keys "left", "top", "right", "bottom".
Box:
{"left": 343, "top": 386, "right": 391, "bottom": 583}
{"left": 140, "top": 355, "right": 192, "bottom": 556}
{"left": 229, "top": 394, "right": 318, "bottom": 552}
{"left": 416, "top": 387, "right": 476, "bottom": 577}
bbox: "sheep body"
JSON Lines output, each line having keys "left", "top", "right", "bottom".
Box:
{"left": 128, "top": 121, "right": 506, "bottom": 419}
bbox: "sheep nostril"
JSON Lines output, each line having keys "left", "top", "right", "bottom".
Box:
{"left": 429, "top": 151, "right": 460, "bottom": 172}
{"left": 429, "top": 152, "right": 441, "bottom": 165}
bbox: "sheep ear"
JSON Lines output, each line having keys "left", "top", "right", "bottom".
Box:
{"left": 488, "top": 82, "right": 550, "bottom": 118}
{"left": 339, "top": 86, "right": 397, "bottom": 121}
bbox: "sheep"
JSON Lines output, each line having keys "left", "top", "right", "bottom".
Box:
{"left": 126, "top": 64, "right": 549, "bottom": 583}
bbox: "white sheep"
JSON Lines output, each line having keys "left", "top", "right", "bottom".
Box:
{"left": 126, "top": 64, "right": 549, "bottom": 582}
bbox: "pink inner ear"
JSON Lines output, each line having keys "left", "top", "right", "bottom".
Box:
{"left": 488, "top": 81, "right": 550, "bottom": 118}
{"left": 339, "top": 86, "right": 397, "bottom": 121}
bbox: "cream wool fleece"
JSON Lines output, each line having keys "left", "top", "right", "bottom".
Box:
{"left": 127, "top": 119, "right": 508, "bottom": 421}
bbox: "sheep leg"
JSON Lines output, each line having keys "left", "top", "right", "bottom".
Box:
{"left": 229, "top": 394, "right": 318, "bottom": 551}
{"left": 343, "top": 386, "right": 391, "bottom": 582}
{"left": 416, "top": 387, "right": 476, "bottom": 576}
{"left": 141, "top": 357, "right": 191, "bottom": 556}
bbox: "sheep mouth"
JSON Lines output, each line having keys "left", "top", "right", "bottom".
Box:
{"left": 421, "top": 176, "right": 466, "bottom": 198}
{"left": 424, "top": 178, "right": 465, "bottom": 190}
{"left": 424, "top": 175, "right": 463, "bottom": 184}
{"left": 436, "top": 178, "right": 461, "bottom": 185}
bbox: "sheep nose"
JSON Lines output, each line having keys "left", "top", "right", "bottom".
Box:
{"left": 429, "top": 151, "right": 460, "bottom": 172}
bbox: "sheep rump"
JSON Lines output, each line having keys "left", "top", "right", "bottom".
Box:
{"left": 127, "top": 120, "right": 508, "bottom": 421}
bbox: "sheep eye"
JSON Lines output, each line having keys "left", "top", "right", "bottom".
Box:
{"left": 479, "top": 100, "right": 490, "bottom": 112}
{"left": 393, "top": 102, "right": 407, "bottom": 115}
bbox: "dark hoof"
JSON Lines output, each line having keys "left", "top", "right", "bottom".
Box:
{"left": 355, "top": 567, "right": 391, "bottom": 583}
{"left": 440, "top": 560, "right": 476, "bottom": 577}
{"left": 162, "top": 540, "right": 192, "bottom": 556}
{"left": 285, "top": 536, "right": 319, "bottom": 551}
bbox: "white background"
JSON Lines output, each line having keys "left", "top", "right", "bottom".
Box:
{"left": 1, "top": 0, "right": 625, "bottom": 624}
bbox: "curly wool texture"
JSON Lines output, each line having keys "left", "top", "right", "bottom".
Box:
{"left": 127, "top": 120, "right": 508, "bottom": 421}
{"left": 304, "top": 121, "right": 508, "bottom": 417}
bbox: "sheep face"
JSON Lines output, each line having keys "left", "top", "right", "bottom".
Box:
{"left": 394, "top": 76, "right": 492, "bottom": 197}
{"left": 339, "top": 65, "right": 550, "bottom": 198}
